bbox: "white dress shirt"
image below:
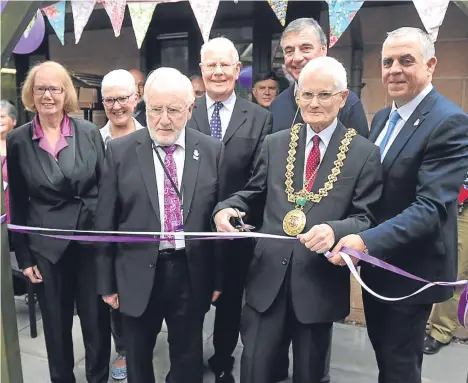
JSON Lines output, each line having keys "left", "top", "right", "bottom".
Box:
{"left": 152, "top": 129, "right": 186, "bottom": 250}
{"left": 304, "top": 118, "right": 338, "bottom": 177}
{"left": 206, "top": 91, "right": 237, "bottom": 139}
{"left": 100, "top": 118, "right": 145, "bottom": 149}
{"left": 375, "top": 83, "right": 433, "bottom": 159}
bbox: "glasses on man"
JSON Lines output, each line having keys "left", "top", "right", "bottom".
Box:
{"left": 148, "top": 106, "right": 186, "bottom": 118}
{"left": 202, "top": 62, "right": 237, "bottom": 73}
{"left": 33, "top": 86, "right": 64, "bottom": 95}
{"left": 102, "top": 94, "right": 134, "bottom": 108}
{"left": 299, "top": 90, "right": 342, "bottom": 103}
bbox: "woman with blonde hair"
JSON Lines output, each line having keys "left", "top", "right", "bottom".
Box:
{"left": 7, "top": 61, "right": 110, "bottom": 382}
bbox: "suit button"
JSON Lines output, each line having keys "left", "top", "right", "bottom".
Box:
{"left": 149, "top": 262, "right": 155, "bottom": 268}
{"left": 282, "top": 258, "right": 288, "bottom": 265}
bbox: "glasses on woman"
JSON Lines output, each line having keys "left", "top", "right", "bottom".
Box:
{"left": 102, "top": 94, "right": 134, "bottom": 108}
{"left": 299, "top": 90, "right": 342, "bottom": 103}
{"left": 148, "top": 105, "right": 186, "bottom": 118}
{"left": 33, "top": 86, "right": 64, "bottom": 95}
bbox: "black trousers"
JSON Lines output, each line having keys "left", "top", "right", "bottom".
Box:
{"left": 111, "top": 308, "right": 126, "bottom": 356}
{"left": 240, "top": 273, "right": 333, "bottom": 383}
{"left": 34, "top": 243, "right": 111, "bottom": 383}
{"left": 362, "top": 291, "right": 432, "bottom": 383}
{"left": 122, "top": 251, "right": 204, "bottom": 383}
{"left": 211, "top": 240, "right": 253, "bottom": 372}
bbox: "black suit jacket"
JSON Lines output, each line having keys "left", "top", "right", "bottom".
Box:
{"left": 7, "top": 117, "right": 105, "bottom": 269}
{"left": 270, "top": 85, "right": 369, "bottom": 138}
{"left": 214, "top": 122, "right": 383, "bottom": 323}
{"left": 188, "top": 95, "right": 272, "bottom": 199}
{"left": 360, "top": 89, "right": 468, "bottom": 304}
{"left": 94, "top": 128, "right": 224, "bottom": 318}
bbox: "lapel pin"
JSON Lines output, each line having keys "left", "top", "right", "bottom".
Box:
{"left": 414, "top": 119, "right": 420, "bottom": 126}
{"left": 193, "top": 149, "right": 199, "bottom": 161}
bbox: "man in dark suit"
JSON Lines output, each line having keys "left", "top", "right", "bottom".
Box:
{"left": 187, "top": 37, "right": 272, "bottom": 383}
{"left": 95, "top": 67, "right": 224, "bottom": 383}
{"left": 270, "top": 18, "right": 368, "bottom": 138}
{"left": 214, "top": 56, "right": 382, "bottom": 383}
{"left": 333, "top": 27, "right": 468, "bottom": 383}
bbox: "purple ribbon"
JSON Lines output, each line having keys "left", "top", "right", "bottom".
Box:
{"left": 340, "top": 246, "right": 468, "bottom": 328}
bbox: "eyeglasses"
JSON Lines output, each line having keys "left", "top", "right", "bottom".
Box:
{"left": 102, "top": 94, "right": 134, "bottom": 107}
{"left": 148, "top": 105, "right": 187, "bottom": 118}
{"left": 202, "top": 62, "right": 237, "bottom": 73}
{"left": 33, "top": 86, "right": 64, "bottom": 95}
{"left": 299, "top": 91, "right": 342, "bottom": 103}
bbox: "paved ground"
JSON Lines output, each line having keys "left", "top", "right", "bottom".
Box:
{"left": 14, "top": 296, "right": 468, "bottom": 383}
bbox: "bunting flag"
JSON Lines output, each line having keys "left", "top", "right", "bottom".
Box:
{"left": 102, "top": 0, "right": 127, "bottom": 37}
{"left": 128, "top": 2, "right": 157, "bottom": 49}
{"left": 326, "top": 0, "right": 364, "bottom": 48}
{"left": 71, "top": 0, "right": 96, "bottom": 44}
{"left": 267, "top": 0, "right": 288, "bottom": 26}
{"left": 23, "top": 12, "right": 38, "bottom": 38}
{"left": 189, "top": 0, "right": 220, "bottom": 43}
{"left": 413, "top": 0, "right": 450, "bottom": 42}
{"left": 42, "top": 1, "right": 66, "bottom": 45}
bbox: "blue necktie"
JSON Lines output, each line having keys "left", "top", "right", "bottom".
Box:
{"left": 379, "top": 110, "right": 401, "bottom": 161}
{"left": 209, "top": 102, "right": 223, "bottom": 140}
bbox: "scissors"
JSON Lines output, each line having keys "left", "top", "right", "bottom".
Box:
{"left": 232, "top": 208, "right": 255, "bottom": 232}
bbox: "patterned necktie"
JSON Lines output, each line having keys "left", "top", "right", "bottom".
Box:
{"left": 162, "top": 145, "right": 182, "bottom": 246}
{"left": 379, "top": 110, "right": 401, "bottom": 161}
{"left": 305, "top": 135, "right": 321, "bottom": 192}
{"left": 209, "top": 101, "right": 223, "bottom": 140}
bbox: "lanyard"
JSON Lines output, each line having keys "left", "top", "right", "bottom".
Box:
{"left": 151, "top": 143, "right": 183, "bottom": 203}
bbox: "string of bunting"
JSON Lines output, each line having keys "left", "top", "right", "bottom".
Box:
{"left": 1, "top": 214, "right": 467, "bottom": 328}
{"left": 9, "top": 0, "right": 453, "bottom": 53}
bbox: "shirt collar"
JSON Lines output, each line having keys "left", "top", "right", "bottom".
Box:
{"left": 391, "top": 83, "right": 433, "bottom": 122}
{"left": 306, "top": 118, "right": 338, "bottom": 150}
{"left": 101, "top": 117, "right": 145, "bottom": 143}
{"left": 206, "top": 91, "right": 237, "bottom": 112}
{"left": 32, "top": 114, "right": 72, "bottom": 140}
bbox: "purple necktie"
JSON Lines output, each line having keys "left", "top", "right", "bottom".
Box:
{"left": 162, "top": 145, "right": 182, "bottom": 246}
{"left": 210, "top": 101, "right": 223, "bottom": 140}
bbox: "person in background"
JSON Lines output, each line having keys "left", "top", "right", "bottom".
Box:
{"left": 190, "top": 74, "right": 206, "bottom": 98}
{"left": 0, "top": 99, "right": 17, "bottom": 222}
{"left": 129, "top": 68, "right": 147, "bottom": 127}
{"left": 100, "top": 69, "right": 145, "bottom": 381}
{"left": 7, "top": 61, "right": 110, "bottom": 383}
{"left": 270, "top": 18, "right": 369, "bottom": 140}
{"left": 252, "top": 71, "right": 280, "bottom": 109}
{"left": 423, "top": 172, "right": 468, "bottom": 355}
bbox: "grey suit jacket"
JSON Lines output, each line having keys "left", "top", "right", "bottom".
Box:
{"left": 95, "top": 128, "right": 224, "bottom": 318}
{"left": 214, "top": 122, "right": 383, "bottom": 323}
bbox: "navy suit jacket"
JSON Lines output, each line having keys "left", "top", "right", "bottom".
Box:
{"left": 360, "top": 88, "right": 468, "bottom": 304}
{"left": 270, "top": 84, "right": 369, "bottom": 138}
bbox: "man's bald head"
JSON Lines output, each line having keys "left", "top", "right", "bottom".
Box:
{"left": 129, "top": 68, "right": 145, "bottom": 98}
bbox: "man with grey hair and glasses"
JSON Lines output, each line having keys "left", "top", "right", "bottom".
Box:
{"left": 95, "top": 67, "right": 224, "bottom": 383}
{"left": 334, "top": 27, "right": 468, "bottom": 383}
{"left": 213, "top": 56, "right": 382, "bottom": 383}
{"left": 188, "top": 36, "right": 272, "bottom": 383}
{"left": 270, "top": 18, "right": 369, "bottom": 140}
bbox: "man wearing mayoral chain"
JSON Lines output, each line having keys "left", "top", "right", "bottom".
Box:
{"left": 213, "top": 56, "right": 383, "bottom": 383}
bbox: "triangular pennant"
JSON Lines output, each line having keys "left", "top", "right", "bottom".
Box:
{"left": 189, "top": 0, "right": 220, "bottom": 43}
{"left": 326, "top": 0, "right": 364, "bottom": 48}
{"left": 413, "top": 0, "right": 450, "bottom": 42}
{"left": 42, "top": 1, "right": 66, "bottom": 45}
{"left": 102, "top": 0, "right": 127, "bottom": 38}
{"left": 267, "top": 0, "right": 288, "bottom": 27}
{"left": 128, "top": 2, "right": 156, "bottom": 49}
{"left": 23, "top": 12, "right": 38, "bottom": 38}
{"left": 71, "top": 0, "right": 96, "bottom": 44}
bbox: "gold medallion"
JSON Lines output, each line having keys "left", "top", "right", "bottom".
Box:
{"left": 283, "top": 209, "right": 307, "bottom": 236}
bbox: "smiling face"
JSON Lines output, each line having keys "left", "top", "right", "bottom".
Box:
{"left": 0, "top": 109, "right": 16, "bottom": 138}
{"left": 102, "top": 85, "right": 137, "bottom": 128}
{"left": 200, "top": 46, "right": 241, "bottom": 102}
{"left": 282, "top": 27, "right": 327, "bottom": 82}
{"left": 146, "top": 85, "right": 193, "bottom": 146}
{"left": 382, "top": 35, "right": 436, "bottom": 105}
{"left": 33, "top": 67, "right": 65, "bottom": 118}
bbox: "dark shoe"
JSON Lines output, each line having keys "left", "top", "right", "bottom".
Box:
{"left": 423, "top": 335, "right": 449, "bottom": 355}
{"left": 273, "top": 370, "right": 289, "bottom": 382}
{"left": 166, "top": 371, "right": 171, "bottom": 383}
{"left": 208, "top": 355, "right": 235, "bottom": 383}
{"left": 213, "top": 370, "right": 235, "bottom": 383}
